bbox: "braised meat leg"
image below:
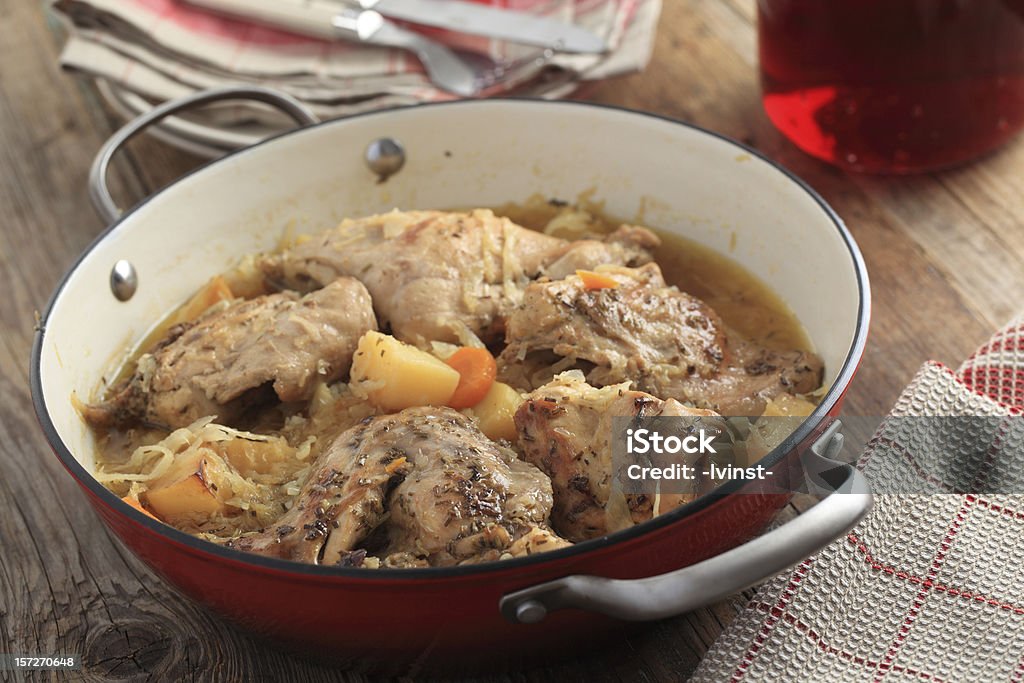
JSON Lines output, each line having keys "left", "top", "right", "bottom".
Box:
{"left": 226, "top": 407, "right": 569, "bottom": 566}
{"left": 83, "top": 277, "right": 377, "bottom": 429}
{"left": 514, "top": 371, "right": 723, "bottom": 541}
{"left": 498, "top": 264, "right": 823, "bottom": 415}
{"left": 259, "top": 209, "right": 659, "bottom": 346}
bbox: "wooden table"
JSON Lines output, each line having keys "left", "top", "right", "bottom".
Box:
{"left": 3, "top": 0, "right": 1023, "bottom": 680}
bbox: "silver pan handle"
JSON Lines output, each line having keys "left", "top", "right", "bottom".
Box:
{"left": 89, "top": 86, "right": 319, "bottom": 225}
{"left": 500, "top": 420, "right": 872, "bottom": 624}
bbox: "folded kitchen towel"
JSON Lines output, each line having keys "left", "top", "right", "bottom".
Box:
{"left": 694, "top": 316, "right": 1024, "bottom": 683}
{"left": 51, "top": 0, "right": 661, "bottom": 125}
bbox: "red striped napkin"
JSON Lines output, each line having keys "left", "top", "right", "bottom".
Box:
{"left": 52, "top": 0, "right": 661, "bottom": 123}
{"left": 695, "top": 316, "right": 1024, "bottom": 682}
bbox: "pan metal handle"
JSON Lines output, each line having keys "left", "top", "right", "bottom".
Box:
{"left": 500, "top": 420, "right": 872, "bottom": 624}
{"left": 88, "top": 86, "right": 319, "bottom": 225}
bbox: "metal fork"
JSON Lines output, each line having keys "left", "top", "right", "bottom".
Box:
{"left": 185, "top": 0, "right": 481, "bottom": 96}
{"left": 331, "top": 7, "right": 479, "bottom": 96}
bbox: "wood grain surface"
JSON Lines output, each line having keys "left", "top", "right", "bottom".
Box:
{"left": 3, "top": 0, "right": 1023, "bottom": 680}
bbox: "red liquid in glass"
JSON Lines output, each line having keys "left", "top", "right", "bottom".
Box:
{"left": 758, "top": 0, "right": 1024, "bottom": 173}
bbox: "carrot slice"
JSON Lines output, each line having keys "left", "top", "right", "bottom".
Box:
{"left": 385, "top": 456, "right": 408, "bottom": 475}
{"left": 173, "top": 275, "right": 234, "bottom": 325}
{"left": 576, "top": 269, "right": 620, "bottom": 290}
{"left": 122, "top": 495, "right": 160, "bottom": 522}
{"left": 445, "top": 347, "right": 498, "bottom": 409}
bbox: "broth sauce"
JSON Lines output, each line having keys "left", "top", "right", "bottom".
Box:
{"left": 494, "top": 199, "right": 813, "bottom": 354}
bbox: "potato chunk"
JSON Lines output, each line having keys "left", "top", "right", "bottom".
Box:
{"left": 470, "top": 381, "right": 523, "bottom": 442}
{"left": 350, "top": 331, "right": 460, "bottom": 411}
{"left": 761, "top": 393, "right": 817, "bottom": 417}
{"left": 169, "top": 275, "right": 233, "bottom": 326}
{"left": 146, "top": 472, "right": 223, "bottom": 519}
{"left": 144, "top": 451, "right": 225, "bottom": 520}
{"left": 215, "top": 435, "right": 299, "bottom": 477}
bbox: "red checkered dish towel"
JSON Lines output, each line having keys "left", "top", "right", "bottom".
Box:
{"left": 693, "top": 316, "right": 1024, "bottom": 683}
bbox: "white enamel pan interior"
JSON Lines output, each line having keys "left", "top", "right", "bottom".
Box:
{"left": 33, "top": 96, "right": 870, "bottom": 575}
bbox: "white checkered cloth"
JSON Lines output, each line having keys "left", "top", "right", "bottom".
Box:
{"left": 694, "top": 316, "right": 1024, "bottom": 683}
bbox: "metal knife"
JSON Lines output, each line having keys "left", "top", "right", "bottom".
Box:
{"left": 184, "top": 0, "right": 479, "bottom": 96}
{"left": 186, "top": 0, "right": 607, "bottom": 55}
{"left": 356, "top": 0, "right": 608, "bottom": 54}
